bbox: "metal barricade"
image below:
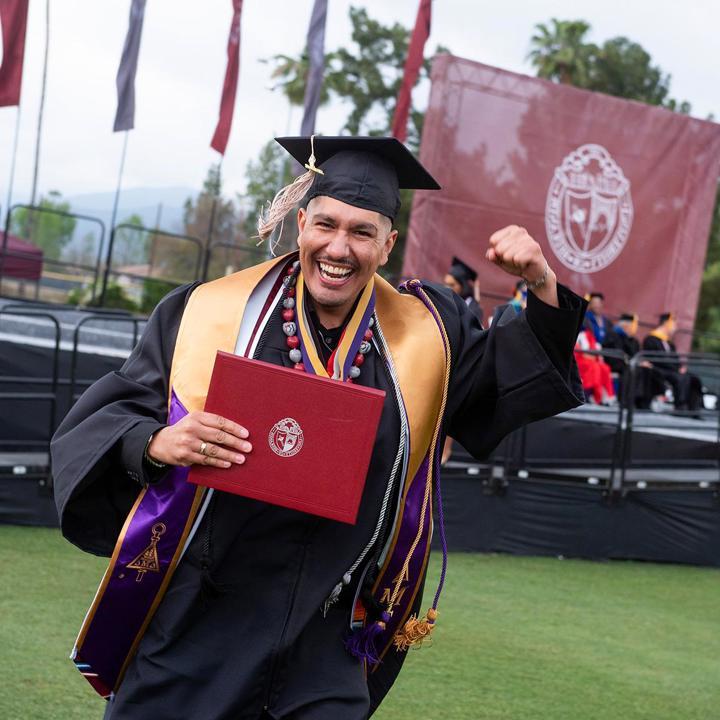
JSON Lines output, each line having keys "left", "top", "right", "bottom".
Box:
{"left": 1, "top": 204, "right": 106, "bottom": 304}
{"left": 0, "top": 308, "right": 61, "bottom": 490}
{"left": 618, "top": 351, "right": 720, "bottom": 492}
{"left": 68, "top": 314, "right": 145, "bottom": 402}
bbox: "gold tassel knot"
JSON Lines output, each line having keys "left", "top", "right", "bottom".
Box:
{"left": 392, "top": 608, "right": 438, "bottom": 652}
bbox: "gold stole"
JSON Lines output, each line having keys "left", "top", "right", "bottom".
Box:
{"left": 169, "top": 256, "right": 446, "bottom": 495}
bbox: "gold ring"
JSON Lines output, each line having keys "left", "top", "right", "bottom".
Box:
{"left": 199, "top": 441, "right": 207, "bottom": 456}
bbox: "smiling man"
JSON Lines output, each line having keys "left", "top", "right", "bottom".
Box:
{"left": 52, "top": 136, "right": 586, "bottom": 720}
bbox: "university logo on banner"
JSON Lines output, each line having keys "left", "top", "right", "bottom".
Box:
{"left": 545, "top": 144, "right": 634, "bottom": 274}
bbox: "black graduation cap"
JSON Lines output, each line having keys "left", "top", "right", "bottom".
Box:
{"left": 448, "top": 256, "right": 477, "bottom": 283}
{"left": 275, "top": 136, "right": 441, "bottom": 221}
{"left": 619, "top": 313, "right": 637, "bottom": 323}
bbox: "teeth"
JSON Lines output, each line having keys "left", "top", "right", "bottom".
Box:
{"left": 319, "top": 262, "right": 353, "bottom": 279}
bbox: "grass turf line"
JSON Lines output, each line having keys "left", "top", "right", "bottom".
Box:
{"left": 0, "top": 526, "right": 717, "bottom": 720}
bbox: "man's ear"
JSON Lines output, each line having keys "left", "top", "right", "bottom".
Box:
{"left": 379, "top": 229, "right": 398, "bottom": 267}
{"left": 297, "top": 207, "right": 308, "bottom": 234}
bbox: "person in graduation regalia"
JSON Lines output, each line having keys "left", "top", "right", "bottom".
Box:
{"left": 603, "top": 313, "right": 665, "bottom": 409}
{"left": 444, "top": 256, "right": 484, "bottom": 327}
{"left": 51, "top": 135, "right": 587, "bottom": 720}
{"left": 642, "top": 313, "right": 703, "bottom": 412}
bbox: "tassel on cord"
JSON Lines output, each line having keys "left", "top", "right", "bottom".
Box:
{"left": 256, "top": 170, "right": 315, "bottom": 255}
{"left": 345, "top": 611, "right": 391, "bottom": 664}
{"left": 256, "top": 134, "right": 325, "bottom": 255}
{"left": 393, "top": 607, "right": 438, "bottom": 651}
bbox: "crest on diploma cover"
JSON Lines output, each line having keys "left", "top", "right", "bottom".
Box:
{"left": 545, "top": 144, "right": 633, "bottom": 274}
{"left": 268, "top": 418, "right": 304, "bottom": 458}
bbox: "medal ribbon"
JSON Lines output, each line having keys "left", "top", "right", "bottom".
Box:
{"left": 295, "top": 272, "right": 375, "bottom": 380}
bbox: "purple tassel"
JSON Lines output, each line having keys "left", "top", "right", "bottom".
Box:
{"left": 344, "top": 611, "right": 391, "bottom": 664}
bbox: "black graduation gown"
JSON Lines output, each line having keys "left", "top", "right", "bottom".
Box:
{"left": 463, "top": 295, "right": 484, "bottom": 328}
{"left": 641, "top": 335, "right": 703, "bottom": 411}
{"left": 602, "top": 329, "right": 665, "bottom": 408}
{"left": 51, "top": 280, "right": 585, "bottom": 720}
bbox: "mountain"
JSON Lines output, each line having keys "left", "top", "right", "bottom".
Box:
{"left": 66, "top": 187, "right": 196, "bottom": 234}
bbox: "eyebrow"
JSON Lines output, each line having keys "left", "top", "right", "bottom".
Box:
{"left": 313, "top": 214, "right": 378, "bottom": 234}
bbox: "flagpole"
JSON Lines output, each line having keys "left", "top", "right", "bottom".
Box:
{"left": 99, "top": 130, "right": 129, "bottom": 306}
{"left": 30, "top": 0, "right": 51, "bottom": 207}
{"left": 203, "top": 156, "right": 224, "bottom": 281}
{"left": 5, "top": 105, "right": 22, "bottom": 227}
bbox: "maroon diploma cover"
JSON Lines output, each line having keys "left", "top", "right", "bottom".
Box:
{"left": 188, "top": 352, "right": 386, "bottom": 524}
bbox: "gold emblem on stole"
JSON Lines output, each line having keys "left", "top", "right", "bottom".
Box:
{"left": 380, "top": 566, "right": 410, "bottom": 613}
{"left": 126, "top": 523, "right": 166, "bottom": 582}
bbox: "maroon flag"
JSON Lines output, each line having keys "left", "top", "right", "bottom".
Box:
{"left": 211, "top": 0, "right": 243, "bottom": 155}
{"left": 391, "top": 0, "right": 431, "bottom": 142}
{"left": 0, "top": 0, "right": 30, "bottom": 107}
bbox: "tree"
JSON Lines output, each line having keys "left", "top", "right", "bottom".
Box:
{"left": 10, "top": 191, "right": 77, "bottom": 262}
{"left": 243, "top": 139, "right": 294, "bottom": 242}
{"left": 527, "top": 19, "right": 689, "bottom": 112}
{"left": 695, "top": 184, "right": 720, "bottom": 351}
{"left": 183, "top": 164, "right": 240, "bottom": 250}
{"left": 256, "top": 6, "right": 448, "bottom": 278}
{"left": 267, "top": 6, "right": 445, "bottom": 150}
{"left": 528, "top": 19, "right": 595, "bottom": 86}
{"left": 177, "top": 164, "right": 249, "bottom": 281}
{"left": 111, "top": 213, "right": 148, "bottom": 268}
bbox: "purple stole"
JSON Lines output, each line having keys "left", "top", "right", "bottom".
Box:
{"left": 72, "top": 255, "right": 448, "bottom": 697}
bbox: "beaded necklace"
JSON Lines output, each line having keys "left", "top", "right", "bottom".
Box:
{"left": 280, "top": 260, "right": 374, "bottom": 382}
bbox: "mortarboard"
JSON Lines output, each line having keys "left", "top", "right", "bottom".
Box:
{"left": 275, "top": 136, "right": 441, "bottom": 221}
{"left": 619, "top": 313, "right": 637, "bottom": 322}
{"left": 448, "top": 256, "right": 478, "bottom": 284}
{"left": 659, "top": 312, "right": 674, "bottom": 325}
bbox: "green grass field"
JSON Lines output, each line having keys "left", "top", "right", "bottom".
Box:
{"left": 0, "top": 526, "right": 717, "bottom": 720}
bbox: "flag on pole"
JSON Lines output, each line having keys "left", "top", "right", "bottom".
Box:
{"left": 211, "top": 0, "right": 243, "bottom": 155}
{"left": 299, "top": 0, "right": 328, "bottom": 136}
{"left": 113, "top": 0, "right": 147, "bottom": 131}
{"left": 0, "top": 0, "right": 30, "bottom": 107}
{"left": 391, "top": 0, "right": 432, "bottom": 143}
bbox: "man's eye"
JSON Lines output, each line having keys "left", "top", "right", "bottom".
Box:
{"left": 354, "top": 230, "right": 371, "bottom": 237}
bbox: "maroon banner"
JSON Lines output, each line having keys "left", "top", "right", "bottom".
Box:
{"left": 0, "top": 0, "right": 29, "bottom": 107}
{"left": 211, "top": 0, "right": 243, "bottom": 155}
{"left": 391, "top": 0, "right": 431, "bottom": 143}
{"left": 403, "top": 56, "right": 720, "bottom": 351}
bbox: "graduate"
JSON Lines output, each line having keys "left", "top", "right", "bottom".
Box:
{"left": 51, "top": 135, "right": 586, "bottom": 720}
{"left": 443, "top": 256, "right": 484, "bottom": 326}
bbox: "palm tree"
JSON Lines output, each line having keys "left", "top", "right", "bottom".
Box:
{"left": 527, "top": 19, "right": 595, "bottom": 87}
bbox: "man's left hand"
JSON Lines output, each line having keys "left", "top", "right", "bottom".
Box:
{"left": 486, "top": 225, "right": 559, "bottom": 307}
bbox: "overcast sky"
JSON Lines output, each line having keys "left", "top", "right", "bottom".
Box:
{"left": 1, "top": 0, "right": 718, "bottom": 211}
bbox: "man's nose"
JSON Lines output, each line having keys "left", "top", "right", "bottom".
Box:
{"left": 324, "top": 230, "right": 350, "bottom": 259}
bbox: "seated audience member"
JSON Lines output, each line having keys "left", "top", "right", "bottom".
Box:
{"left": 574, "top": 320, "right": 617, "bottom": 405}
{"left": 604, "top": 313, "right": 665, "bottom": 408}
{"left": 585, "top": 292, "right": 611, "bottom": 344}
{"left": 642, "top": 313, "right": 703, "bottom": 412}
{"left": 509, "top": 280, "right": 527, "bottom": 313}
{"left": 444, "top": 256, "right": 484, "bottom": 327}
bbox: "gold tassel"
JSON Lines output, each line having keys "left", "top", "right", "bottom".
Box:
{"left": 392, "top": 608, "right": 438, "bottom": 652}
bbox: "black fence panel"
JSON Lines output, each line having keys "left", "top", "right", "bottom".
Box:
{"left": 1, "top": 204, "right": 106, "bottom": 305}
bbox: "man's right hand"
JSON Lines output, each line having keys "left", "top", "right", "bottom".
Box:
{"left": 147, "top": 412, "right": 252, "bottom": 468}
